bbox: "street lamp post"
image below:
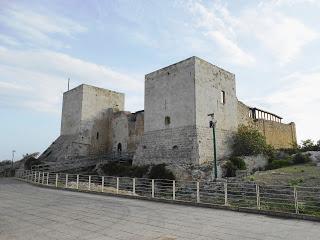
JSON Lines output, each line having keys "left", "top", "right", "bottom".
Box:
{"left": 11, "top": 150, "right": 16, "bottom": 169}
{"left": 208, "top": 113, "right": 217, "bottom": 179}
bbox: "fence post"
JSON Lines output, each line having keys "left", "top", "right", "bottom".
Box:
{"left": 46, "top": 172, "right": 49, "bottom": 185}
{"left": 76, "top": 175, "right": 79, "bottom": 190}
{"left": 101, "top": 176, "right": 104, "bottom": 192}
{"left": 55, "top": 174, "right": 58, "bottom": 188}
{"left": 133, "top": 178, "right": 136, "bottom": 195}
{"left": 197, "top": 182, "right": 200, "bottom": 203}
{"left": 65, "top": 174, "right": 68, "bottom": 188}
{"left": 173, "top": 180, "right": 176, "bottom": 201}
{"left": 116, "top": 177, "right": 119, "bottom": 194}
{"left": 152, "top": 179, "right": 155, "bottom": 198}
{"left": 38, "top": 172, "right": 41, "bottom": 184}
{"left": 224, "top": 182, "right": 228, "bottom": 206}
{"left": 294, "top": 186, "right": 299, "bottom": 214}
{"left": 256, "top": 184, "right": 260, "bottom": 210}
{"left": 42, "top": 172, "right": 45, "bottom": 184}
{"left": 88, "top": 175, "right": 91, "bottom": 190}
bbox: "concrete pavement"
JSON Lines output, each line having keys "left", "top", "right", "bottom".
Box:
{"left": 0, "top": 178, "right": 319, "bottom": 240}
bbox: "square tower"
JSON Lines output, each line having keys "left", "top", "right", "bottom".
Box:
{"left": 61, "top": 84, "right": 124, "bottom": 136}
{"left": 134, "top": 57, "right": 237, "bottom": 166}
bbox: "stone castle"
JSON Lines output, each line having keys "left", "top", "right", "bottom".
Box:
{"left": 39, "top": 57, "right": 297, "bottom": 173}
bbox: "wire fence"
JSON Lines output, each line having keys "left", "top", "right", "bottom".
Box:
{"left": 15, "top": 170, "right": 320, "bottom": 218}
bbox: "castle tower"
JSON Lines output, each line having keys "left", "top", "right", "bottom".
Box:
{"left": 61, "top": 84, "right": 124, "bottom": 136}
{"left": 134, "top": 56, "right": 238, "bottom": 166}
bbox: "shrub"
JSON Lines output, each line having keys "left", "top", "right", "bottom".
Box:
{"left": 224, "top": 161, "right": 237, "bottom": 177}
{"left": 300, "top": 139, "right": 320, "bottom": 152}
{"left": 224, "top": 157, "right": 246, "bottom": 177}
{"left": 101, "top": 163, "right": 149, "bottom": 178}
{"left": 148, "top": 164, "right": 175, "bottom": 180}
{"left": 229, "top": 157, "right": 246, "bottom": 170}
{"left": 0, "top": 160, "right": 11, "bottom": 166}
{"left": 232, "top": 125, "right": 273, "bottom": 156}
{"left": 292, "top": 153, "right": 311, "bottom": 165}
{"left": 24, "top": 157, "right": 41, "bottom": 170}
{"left": 267, "top": 159, "right": 292, "bottom": 169}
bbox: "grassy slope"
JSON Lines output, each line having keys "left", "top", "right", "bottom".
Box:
{"left": 248, "top": 164, "right": 320, "bottom": 186}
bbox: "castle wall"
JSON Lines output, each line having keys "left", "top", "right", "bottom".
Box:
{"left": 253, "top": 120, "right": 297, "bottom": 149}
{"left": 134, "top": 57, "right": 197, "bottom": 165}
{"left": 134, "top": 126, "right": 198, "bottom": 165}
{"left": 127, "top": 111, "right": 144, "bottom": 153}
{"left": 112, "top": 112, "right": 130, "bottom": 152}
{"left": 144, "top": 57, "right": 196, "bottom": 132}
{"left": 237, "top": 101, "right": 297, "bottom": 149}
{"left": 81, "top": 84, "right": 124, "bottom": 122}
{"left": 60, "top": 86, "right": 83, "bottom": 136}
{"left": 195, "top": 58, "right": 238, "bottom": 163}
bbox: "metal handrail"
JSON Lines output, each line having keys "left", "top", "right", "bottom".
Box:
{"left": 15, "top": 170, "right": 320, "bottom": 217}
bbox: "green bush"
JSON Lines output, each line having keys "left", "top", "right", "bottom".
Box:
{"left": 267, "top": 159, "right": 292, "bottom": 169}
{"left": 232, "top": 125, "right": 273, "bottom": 156}
{"left": 224, "top": 157, "right": 246, "bottom": 177}
{"left": 224, "top": 161, "right": 237, "bottom": 177}
{"left": 148, "top": 164, "right": 175, "bottom": 180}
{"left": 230, "top": 157, "right": 246, "bottom": 170}
{"left": 292, "top": 153, "right": 311, "bottom": 164}
{"left": 101, "top": 163, "right": 149, "bottom": 178}
{"left": 300, "top": 139, "right": 320, "bottom": 152}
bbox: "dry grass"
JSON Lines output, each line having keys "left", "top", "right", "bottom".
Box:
{"left": 248, "top": 163, "right": 320, "bottom": 186}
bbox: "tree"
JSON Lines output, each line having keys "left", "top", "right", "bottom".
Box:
{"left": 232, "top": 125, "right": 273, "bottom": 156}
{"left": 300, "top": 139, "right": 318, "bottom": 151}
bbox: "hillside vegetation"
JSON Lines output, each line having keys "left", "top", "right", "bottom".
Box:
{"left": 248, "top": 163, "right": 320, "bottom": 186}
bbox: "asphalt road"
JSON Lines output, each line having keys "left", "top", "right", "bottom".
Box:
{"left": 0, "top": 178, "right": 319, "bottom": 240}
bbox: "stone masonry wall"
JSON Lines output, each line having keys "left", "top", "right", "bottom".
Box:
{"left": 237, "top": 101, "right": 297, "bottom": 149}
{"left": 253, "top": 120, "right": 297, "bottom": 149}
{"left": 133, "top": 126, "right": 198, "bottom": 166}
{"left": 194, "top": 57, "right": 238, "bottom": 163}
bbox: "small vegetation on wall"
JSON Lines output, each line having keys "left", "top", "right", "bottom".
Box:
{"left": 232, "top": 125, "right": 274, "bottom": 157}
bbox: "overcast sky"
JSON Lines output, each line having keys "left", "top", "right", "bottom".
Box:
{"left": 0, "top": 0, "right": 319, "bottom": 160}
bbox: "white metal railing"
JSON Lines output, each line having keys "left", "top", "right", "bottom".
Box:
{"left": 15, "top": 170, "right": 320, "bottom": 217}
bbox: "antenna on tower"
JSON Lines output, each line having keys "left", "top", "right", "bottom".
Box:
{"left": 68, "top": 78, "right": 70, "bottom": 91}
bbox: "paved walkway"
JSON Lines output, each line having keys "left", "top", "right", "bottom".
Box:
{"left": 0, "top": 178, "right": 319, "bottom": 240}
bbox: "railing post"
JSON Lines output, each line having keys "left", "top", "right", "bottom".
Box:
{"left": 42, "top": 172, "right": 45, "bottom": 184}
{"left": 76, "top": 175, "right": 79, "bottom": 190}
{"left": 197, "top": 182, "right": 200, "bottom": 203}
{"left": 101, "top": 176, "right": 104, "bottom": 192}
{"left": 46, "top": 172, "right": 49, "bottom": 185}
{"left": 256, "top": 184, "right": 260, "bottom": 210}
{"left": 38, "top": 172, "right": 41, "bottom": 184}
{"left": 55, "top": 173, "right": 58, "bottom": 188}
{"left": 88, "top": 175, "right": 91, "bottom": 190}
{"left": 34, "top": 172, "right": 37, "bottom": 182}
{"left": 65, "top": 174, "right": 68, "bottom": 188}
{"left": 132, "top": 178, "right": 136, "bottom": 195}
{"left": 173, "top": 180, "right": 176, "bottom": 201}
{"left": 294, "top": 186, "right": 299, "bottom": 214}
{"left": 152, "top": 179, "right": 155, "bottom": 198}
{"left": 116, "top": 177, "right": 119, "bottom": 194}
{"left": 224, "top": 182, "right": 228, "bottom": 206}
